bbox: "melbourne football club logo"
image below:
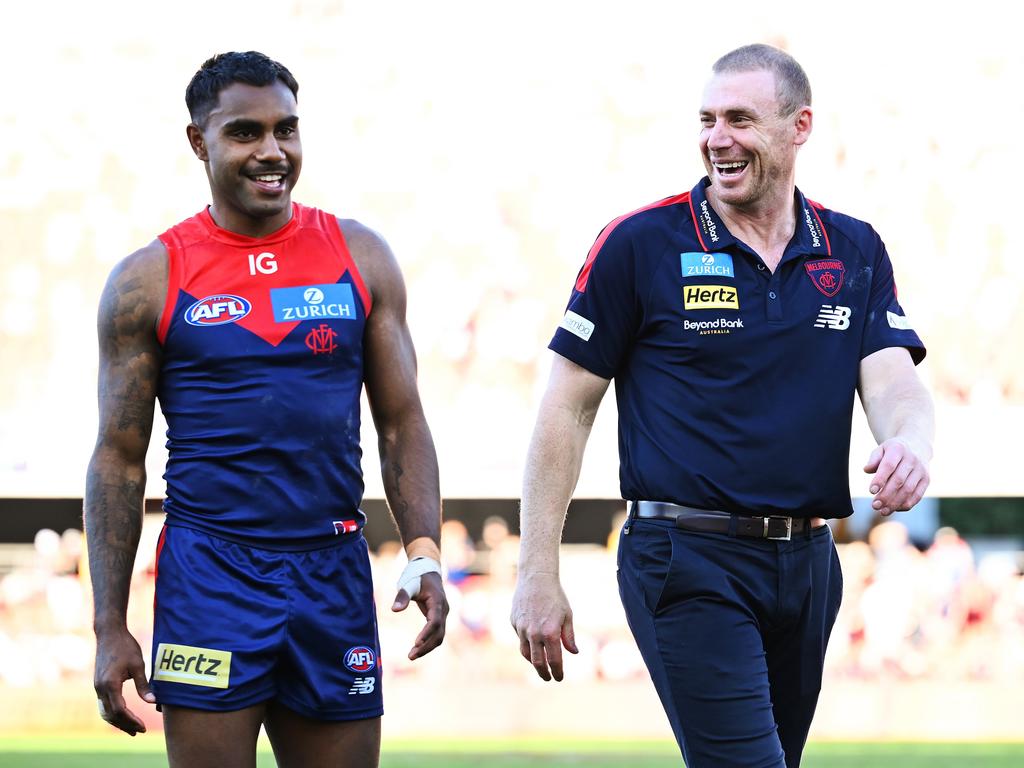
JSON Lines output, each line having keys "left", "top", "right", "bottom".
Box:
{"left": 184, "top": 295, "right": 252, "bottom": 326}
{"left": 305, "top": 323, "right": 338, "bottom": 355}
{"left": 804, "top": 260, "right": 845, "bottom": 297}
{"left": 344, "top": 646, "right": 377, "bottom": 673}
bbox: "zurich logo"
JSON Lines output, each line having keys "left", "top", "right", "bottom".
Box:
{"left": 271, "top": 283, "right": 357, "bottom": 323}
{"left": 681, "top": 252, "right": 734, "bottom": 279}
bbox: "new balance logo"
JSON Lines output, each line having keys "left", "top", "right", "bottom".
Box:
{"left": 349, "top": 677, "right": 376, "bottom": 695}
{"left": 814, "top": 305, "right": 851, "bottom": 330}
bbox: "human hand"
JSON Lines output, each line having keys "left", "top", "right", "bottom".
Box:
{"left": 392, "top": 569, "right": 448, "bottom": 660}
{"left": 510, "top": 572, "right": 578, "bottom": 682}
{"left": 93, "top": 628, "right": 156, "bottom": 736}
{"left": 864, "top": 437, "right": 931, "bottom": 516}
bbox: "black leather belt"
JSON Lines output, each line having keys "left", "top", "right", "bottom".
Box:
{"left": 632, "top": 501, "right": 823, "bottom": 541}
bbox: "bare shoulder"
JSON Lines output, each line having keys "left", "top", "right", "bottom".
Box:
{"left": 336, "top": 217, "right": 405, "bottom": 304}
{"left": 99, "top": 239, "right": 168, "bottom": 337}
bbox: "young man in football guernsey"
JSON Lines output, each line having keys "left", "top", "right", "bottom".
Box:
{"left": 511, "top": 44, "right": 934, "bottom": 768}
{"left": 85, "top": 52, "right": 448, "bottom": 767}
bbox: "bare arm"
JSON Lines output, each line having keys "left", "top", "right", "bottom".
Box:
{"left": 511, "top": 354, "right": 611, "bottom": 681}
{"left": 342, "top": 219, "right": 447, "bottom": 660}
{"left": 858, "top": 346, "right": 935, "bottom": 516}
{"left": 85, "top": 241, "right": 166, "bottom": 734}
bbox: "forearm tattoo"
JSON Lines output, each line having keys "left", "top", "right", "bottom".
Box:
{"left": 389, "top": 461, "right": 411, "bottom": 518}
{"left": 381, "top": 424, "right": 440, "bottom": 547}
{"left": 85, "top": 469, "right": 145, "bottom": 627}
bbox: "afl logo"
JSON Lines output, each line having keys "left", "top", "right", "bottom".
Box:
{"left": 184, "top": 294, "right": 252, "bottom": 326}
{"left": 344, "top": 646, "right": 377, "bottom": 673}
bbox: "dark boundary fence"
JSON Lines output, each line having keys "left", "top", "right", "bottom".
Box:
{"left": 2, "top": 497, "right": 1022, "bottom": 549}
{"left": 0, "top": 497, "right": 628, "bottom": 551}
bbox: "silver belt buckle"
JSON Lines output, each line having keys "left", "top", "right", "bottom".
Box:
{"left": 764, "top": 516, "right": 792, "bottom": 541}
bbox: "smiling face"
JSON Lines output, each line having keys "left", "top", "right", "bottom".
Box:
{"left": 699, "top": 69, "right": 811, "bottom": 214}
{"left": 187, "top": 80, "right": 301, "bottom": 237}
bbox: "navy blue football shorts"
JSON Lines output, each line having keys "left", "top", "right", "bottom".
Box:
{"left": 617, "top": 518, "right": 842, "bottom": 768}
{"left": 149, "top": 524, "right": 383, "bottom": 721}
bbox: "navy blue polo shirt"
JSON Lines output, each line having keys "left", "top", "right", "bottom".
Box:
{"left": 549, "top": 178, "right": 926, "bottom": 519}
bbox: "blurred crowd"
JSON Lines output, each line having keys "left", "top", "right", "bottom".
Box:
{"left": 2, "top": 516, "right": 1022, "bottom": 691}
{"left": 3, "top": 18, "right": 1023, "bottom": 499}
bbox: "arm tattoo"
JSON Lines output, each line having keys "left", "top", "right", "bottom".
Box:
{"left": 390, "top": 462, "right": 411, "bottom": 518}
{"left": 86, "top": 254, "right": 160, "bottom": 631}
{"left": 85, "top": 468, "right": 145, "bottom": 629}
{"left": 380, "top": 423, "right": 440, "bottom": 548}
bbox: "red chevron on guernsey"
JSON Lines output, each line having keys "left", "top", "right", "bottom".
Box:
{"left": 575, "top": 193, "right": 692, "bottom": 292}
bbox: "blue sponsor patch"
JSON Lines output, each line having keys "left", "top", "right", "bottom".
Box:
{"left": 271, "top": 283, "right": 357, "bottom": 323}
{"left": 681, "top": 252, "right": 734, "bottom": 278}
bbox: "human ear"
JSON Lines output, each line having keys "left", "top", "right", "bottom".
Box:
{"left": 793, "top": 107, "right": 813, "bottom": 147}
{"left": 186, "top": 124, "right": 209, "bottom": 161}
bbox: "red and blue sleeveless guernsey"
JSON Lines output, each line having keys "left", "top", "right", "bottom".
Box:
{"left": 156, "top": 204, "right": 371, "bottom": 550}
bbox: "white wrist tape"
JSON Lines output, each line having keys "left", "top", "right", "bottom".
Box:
{"left": 397, "top": 556, "right": 442, "bottom": 599}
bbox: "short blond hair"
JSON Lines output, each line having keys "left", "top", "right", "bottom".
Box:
{"left": 713, "top": 44, "right": 812, "bottom": 116}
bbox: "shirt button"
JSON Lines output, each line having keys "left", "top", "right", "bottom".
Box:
{"left": 757, "top": 264, "right": 766, "bottom": 271}
{"left": 769, "top": 291, "right": 777, "bottom": 299}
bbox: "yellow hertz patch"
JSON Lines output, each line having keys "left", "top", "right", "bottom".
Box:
{"left": 153, "top": 643, "right": 232, "bottom": 689}
{"left": 683, "top": 284, "right": 739, "bottom": 310}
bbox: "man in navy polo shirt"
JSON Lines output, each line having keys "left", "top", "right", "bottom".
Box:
{"left": 511, "top": 44, "right": 934, "bottom": 768}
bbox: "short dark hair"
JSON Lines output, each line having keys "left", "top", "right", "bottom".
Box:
{"left": 712, "top": 44, "right": 811, "bottom": 116}
{"left": 186, "top": 51, "right": 299, "bottom": 126}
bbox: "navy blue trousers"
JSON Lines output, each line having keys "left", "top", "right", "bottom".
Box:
{"left": 617, "top": 518, "right": 842, "bottom": 768}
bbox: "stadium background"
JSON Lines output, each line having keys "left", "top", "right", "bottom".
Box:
{"left": 1, "top": 0, "right": 1022, "bottom": 759}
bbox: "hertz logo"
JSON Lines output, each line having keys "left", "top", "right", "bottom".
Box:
{"left": 153, "top": 643, "right": 232, "bottom": 689}
{"left": 683, "top": 285, "right": 739, "bottom": 310}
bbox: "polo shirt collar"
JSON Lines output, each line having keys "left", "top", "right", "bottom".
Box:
{"left": 688, "top": 177, "right": 737, "bottom": 252}
{"left": 688, "top": 178, "right": 832, "bottom": 257}
{"left": 792, "top": 188, "right": 832, "bottom": 256}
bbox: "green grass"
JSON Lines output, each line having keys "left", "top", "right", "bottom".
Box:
{"left": 0, "top": 735, "right": 1021, "bottom": 767}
